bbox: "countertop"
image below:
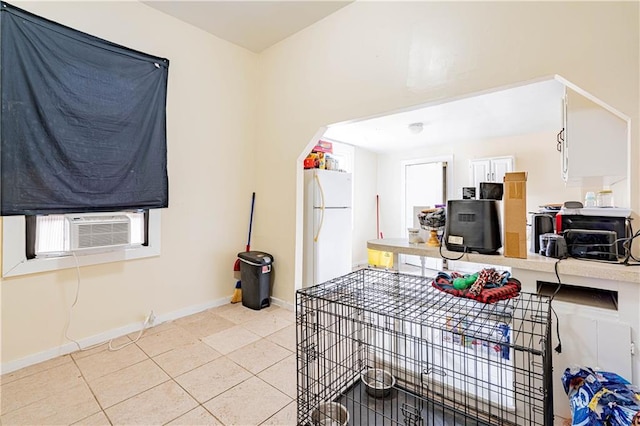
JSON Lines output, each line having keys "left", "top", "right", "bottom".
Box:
{"left": 367, "top": 238, "right": 640, "bottom": 284}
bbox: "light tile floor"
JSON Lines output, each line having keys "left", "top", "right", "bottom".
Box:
{"left": 0, "top": 303, "right": 298, "bottom": 425}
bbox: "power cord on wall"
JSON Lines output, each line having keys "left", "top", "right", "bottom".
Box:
{"left": 63, "top": 252, "right": 154, "bottom": 352}
{"left": 63, "top": 252, "right": 83, "bottom": 352}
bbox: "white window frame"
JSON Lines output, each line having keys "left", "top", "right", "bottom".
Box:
{"left": 2, "top": 209, "right": 161, "bottom": 278}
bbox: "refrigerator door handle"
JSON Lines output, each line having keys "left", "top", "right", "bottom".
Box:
{"left": 314, "top": 174, "right": 325, "bottom": 242}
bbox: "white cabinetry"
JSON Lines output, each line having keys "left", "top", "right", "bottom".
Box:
{"left": 515, "top": 268, "right": 636, "bottom": 421}
{"left": 469, "top": 156, "right": 514, "bottom": 195}
{"left": 551, "top": 304, "right": 631, "bottom": 419}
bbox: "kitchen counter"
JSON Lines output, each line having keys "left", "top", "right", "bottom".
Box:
{"left": 367, "top": 238, "right": 640, "bottom": 284}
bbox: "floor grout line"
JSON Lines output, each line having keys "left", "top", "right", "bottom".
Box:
{"left": 2, "top": 305, "right": 297, "bottom": 426}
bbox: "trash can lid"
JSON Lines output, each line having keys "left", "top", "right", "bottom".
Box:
{"left": 238, "top": 251, "right": 273, "bottom": 265}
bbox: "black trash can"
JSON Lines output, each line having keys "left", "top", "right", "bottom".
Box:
{"left": 238, "top": 251, "right": 273, "bottom": 310}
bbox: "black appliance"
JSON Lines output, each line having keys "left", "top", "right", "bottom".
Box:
{"left": 559, "top": 214, "right": 627, "bottom": 257}
{"left": 444, "top": 200, "right": 501, "bottom": 254}
{"left": 563, "top": 229, "right": 619, "bottom": 261}
{"left": 530, "top": 214, "right": 555, "bottom": 254}
{"left": 539, "top": 233, "right": 568, "bottom": 258}
{"left": 479, "top": 182, "right": 504, "bottom": 200}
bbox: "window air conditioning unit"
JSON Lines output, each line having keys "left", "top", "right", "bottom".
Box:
{"left": 66, "top": 214, "right": 132, "bottom": 252}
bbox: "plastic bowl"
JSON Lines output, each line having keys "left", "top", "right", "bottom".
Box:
{"left": 311, "top": 402, "right": 349, "bottom": 426}
{"left": 361, "top": 368, "right": 396, "bottom": 398}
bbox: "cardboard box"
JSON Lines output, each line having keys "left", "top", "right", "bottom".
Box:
{"left": 503, "top": 172, "right": 527, "bottom": 258}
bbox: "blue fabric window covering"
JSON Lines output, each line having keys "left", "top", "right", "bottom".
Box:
{"left": 0, "top": 2, "right": 169, "bottom": 215}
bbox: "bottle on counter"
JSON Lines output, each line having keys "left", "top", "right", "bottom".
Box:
{"left": 584, "top": 191, "right": 596, "bottom": 207}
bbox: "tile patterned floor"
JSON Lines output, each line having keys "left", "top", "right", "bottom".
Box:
{"left": 0, "top": 303, "right": 298, "bottom": 425}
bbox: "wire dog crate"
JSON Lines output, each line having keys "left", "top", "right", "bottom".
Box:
{"left": 296, "top": 269, "right": 553, "bottom": 425}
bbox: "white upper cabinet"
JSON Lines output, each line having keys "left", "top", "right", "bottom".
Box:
{"left": 469, "top": 156, "right": 514, "bottom": 195}
{"left": 560, "top": 85, "right": 629, "bottom": 187}
{"left": 491, "top": 157, "right": 514, "bottom": 184}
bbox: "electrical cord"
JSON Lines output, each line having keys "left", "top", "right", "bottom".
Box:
{"left": 549, "top": 258, "right": 563, "bottom": 354}
{"left": 564, "top": 222, "right": 640, "bottom": 265}
{"left": 63, "top": 252, "right": 83, "bottom": 352}
{"left": 108, "top": 315, "right": 153, "bottom": 351}
{"left": 63, "top": 252, "right": 154, "bottom": 353}
{"left": 438, "top": 242, "right": 467, "bottom": 261}
{"left": 622, "top": 218, "right": 640, "bottom": 264}
{"left": 623, "top": 219, "right": 633, "bottom": 264}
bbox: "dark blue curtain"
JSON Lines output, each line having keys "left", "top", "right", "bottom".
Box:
{"left": 1, "top": 2, "right": 169, "bottom": 215}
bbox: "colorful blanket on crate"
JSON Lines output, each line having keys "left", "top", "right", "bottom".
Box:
{"left": 431, "top": 269, "right": 521, "bottom": 304}
{"left": 562, "top": 366, "right": 640, "bottom": 426}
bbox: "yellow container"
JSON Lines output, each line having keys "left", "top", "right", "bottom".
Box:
{"left": 367, "top": 249, "right": 393, "bottom": 268}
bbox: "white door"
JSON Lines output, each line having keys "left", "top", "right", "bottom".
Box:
{"left": 404, "top": 161, "right": 445, "bottom": 272}
{"left": 314, "top": 208, "right": 352, "bottom": 284}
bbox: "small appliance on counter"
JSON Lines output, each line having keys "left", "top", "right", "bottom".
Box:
{"left": 444, "top": 199, "right": 501, "bottom": 254}
{"left": 539, "top": 233, "right": 568, "bottom": 258}
{"left": 479, "top": 182, "right": 504, "bottom": 200}
{"left": 530, "top": 213, "right": 555, "bottom": 254}
{"left": 564, "top": 229, "right": 618, "bottom": 261}
{"left": 556, "top": 206, "right": 631, "bottom": 261}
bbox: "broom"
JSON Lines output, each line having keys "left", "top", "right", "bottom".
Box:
{"left": 232, "top": 193, "right": 255, "bottom": 304}
{"left": 231, "top": 280, "right": 242, "bottom": 304}
{"left": 233, "top": 192, "right": 256, "bottom": 272}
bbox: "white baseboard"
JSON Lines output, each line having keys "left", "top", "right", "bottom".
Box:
{"left": 1, "top": 296, "right": 230, "bottom": 375}
{"left": 270, "top": 296, "right": 294, "bottom": 312}
{"left": 353, "top": 259, "right": 369, "bottom": 269}
{"left": 154, "top": 297, "right": 231, "bottom": 325}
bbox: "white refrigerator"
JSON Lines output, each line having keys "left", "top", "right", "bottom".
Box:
{"left": 303, "top": 169, "right": 353, "bottom": 287}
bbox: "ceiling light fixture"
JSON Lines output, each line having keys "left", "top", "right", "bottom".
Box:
{"left": 408, "top": 122, "right": 424, "bottom": 134}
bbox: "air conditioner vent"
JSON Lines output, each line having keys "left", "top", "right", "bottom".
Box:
{"left": 67, "top": 215, "right": 131, "bottom": 251}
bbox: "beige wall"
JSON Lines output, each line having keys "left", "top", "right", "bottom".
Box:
{"left": 256, "top": 1, "right": 639, "bottom": 302}
{"left": 1, "top": 1, "right": 258, "bottom": 366}
{"left": 2, "top": 1, "right": 639, "bottom": 369}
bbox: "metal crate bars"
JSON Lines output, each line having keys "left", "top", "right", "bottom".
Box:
{"left": 296, "top": 268, "right": 553, "bottom": 426}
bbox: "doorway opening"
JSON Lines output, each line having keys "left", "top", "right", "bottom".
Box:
{"left": 401, "top": 157, "right": 451, "bottom": 273}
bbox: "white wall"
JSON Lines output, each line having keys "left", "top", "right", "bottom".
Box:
{"left": 352, "top": 146, "right": 378, "bottom": 266}
{"left": 1, "top": 1, "right": 258, "bottom": 367}
{"left": 255, "top": 1, "right": 639, "bottom": 304}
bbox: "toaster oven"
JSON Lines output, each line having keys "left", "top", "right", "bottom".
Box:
{"left": 559, "top": 214, "right": 627, "bottom": 257}
{"left": 563, "top": 229, "right": 619, "bottom": 261}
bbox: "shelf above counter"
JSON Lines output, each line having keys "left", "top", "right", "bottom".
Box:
{"left": 367, "top": 238, "right": 640, "bottom": 284}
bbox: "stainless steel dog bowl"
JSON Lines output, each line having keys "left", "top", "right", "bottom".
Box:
{"left": 311, "top": 402, "right": 349, "bottom": 426}
{"left": 361, "top": 368, "right": 395, "bottom": 398}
